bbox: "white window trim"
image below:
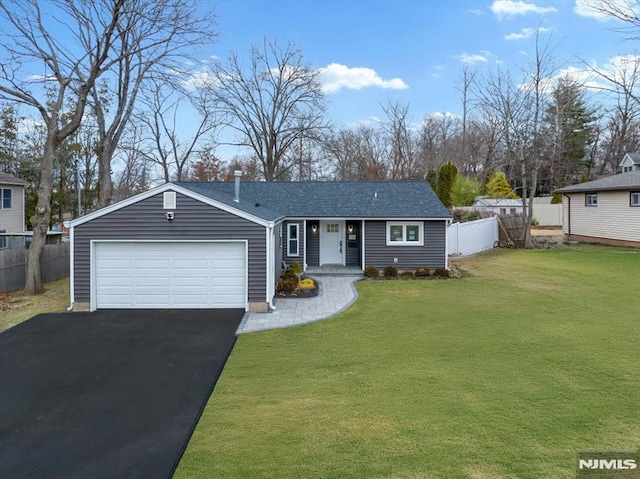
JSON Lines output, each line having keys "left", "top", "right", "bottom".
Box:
{"left": 585, "top": 193, "right": 597, "bottom": 207}
{"left": 631, "top": 192, "right": 640, "bottom": 207}
{"left": 386, "top": 222, "right": 424, "bottom": 246}
{"left": 287, "top": 223, "right": 299, "bottom": 256}
{"left": 1, "top": 188, "right": 12, "bottom": 210}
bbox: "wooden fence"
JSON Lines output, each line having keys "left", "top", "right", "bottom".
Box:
{"left": 0, "top": 243, "right": 70, "bottom": 293}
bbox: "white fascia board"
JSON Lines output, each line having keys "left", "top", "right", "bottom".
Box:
{"left": 70, "top": 183, "right": 274, "bottom": 228}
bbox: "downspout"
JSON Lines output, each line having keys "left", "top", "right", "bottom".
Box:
{"left": 445, "top": 218, "right": 452, "bottom": 269}
{"left": 563, "top": 194, "right": 571, "bottom": 241}
{"left": 267, "top": 224, "right": 277, "bottom": 311}
{"left": 67, "top": 225, "right": 75, "bottom": 311}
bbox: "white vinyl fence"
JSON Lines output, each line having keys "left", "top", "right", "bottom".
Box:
{"left": 531, "top": 204, "right": 563, "bottom": 226}
{"left": 447, "top": 216, "right": 498, "bottom": 257}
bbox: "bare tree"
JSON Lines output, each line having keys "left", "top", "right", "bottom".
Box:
{"left": 212, "top": 39, "right": 327, "bottom": 181}
{"left": 89, "top": 0, "right": 216, "bottom": 207}
{"left": 455, "top": 64, "right": 478, "bottom": 167}
{"left": 0, "top": 0, "right": 131, "bottom": 294}
{"left": 381, "top": 101, "right": 420, "bottom": 179}
{"left": 324, "top": 125, "right": 388, "bottom": 180}
{"left": 474, "top": 34, "right": 555, "bottom": 247}
{"left": 135, "top": 80, "right": 220, "bottom": 182}
{"left": 579, "top": 0, "right": 640, "bottom": 40}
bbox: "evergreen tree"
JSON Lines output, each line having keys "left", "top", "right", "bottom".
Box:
{"left": 543, "top": 77, "right": 596, "bottom": 191}
{"left": 435, "top": 161, "right": 458, "bottom": 208}
{"left": 486, "top": 171, "right": 518, "bottom": 198}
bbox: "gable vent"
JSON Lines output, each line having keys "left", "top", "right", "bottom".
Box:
{"left": 163, "top": 191, "right": 177, "bottom": 209}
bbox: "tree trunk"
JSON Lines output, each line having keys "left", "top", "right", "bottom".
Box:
{"left": 98, "top": 139, "right": 117, "bottom": 207}
{"left": 24, "top": 132, "right": 56, "bottom": 294}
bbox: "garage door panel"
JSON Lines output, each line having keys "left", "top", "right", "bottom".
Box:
{"left": 134, "top": 277, "right": 171, "bottom": 287}
{"left": 172, "top": 276, "right": 209, "bottom": 287}
{"left": 95, "top": 242, "right": 246, "bottom": 309}
{"left": 98, "top": 277, "right": 132, "bottom": 287}
{"left": 134, "top": 259, "right": 171, "bottom": 269}
{"left": 172, "top": 294, "right": 210, "bottom": 306}
{"left": 97, "top": 258, "right": 132, "bottom": 269}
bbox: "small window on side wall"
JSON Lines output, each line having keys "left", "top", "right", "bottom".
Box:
{"left": 287, "top": 223, "right": 299, "bottom": 256}
{"left": 585, "top": 193, "right": 597, "bottom": 207}
{"left": 631, "top": 192, "right": 640, "bottom": 207}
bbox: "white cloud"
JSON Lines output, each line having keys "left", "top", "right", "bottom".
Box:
{"left": 519, "top": 55, "right": 640, "bottom": 95}
{"left": 574, "top": 0, "right": 639, "bottom": 20}
{"left": 505, "top": 26, "right": 551, "bottom": 40}
{"left": 468, "top": 9, "right": 484, "bottom": 15}
{"left": 27, "top": 74, "right": 56, "bottom": 82}
{"left": 181, "top": 70, "right": 217, "bottom": 89}
{"left": 431, "top": 64, "right": 445, "bottom": 78}
{"left": 458, "top": 53, "right": 489, "bottom": 64}
{"left": 429, "top": 111, "right": 461, "bottom": 120}
{"left": 490, "top": 0, "right": 557, "bottom": 19}
{"left": 317, "top": 63, "right": 408, "bottom": 94}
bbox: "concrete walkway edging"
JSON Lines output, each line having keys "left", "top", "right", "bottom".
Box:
{"left": 237, "top": 275, "right": 361, "bottom": 334}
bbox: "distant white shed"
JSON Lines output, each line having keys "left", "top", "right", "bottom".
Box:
{"left": 471, "top": 197, "right": 523, "bottom": 215}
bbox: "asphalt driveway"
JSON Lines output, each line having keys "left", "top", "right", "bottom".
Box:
{"left": 0, "top": 309, "right": 243, "bottom": 479}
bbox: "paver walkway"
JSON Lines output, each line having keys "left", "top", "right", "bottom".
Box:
{"left": 237, "top": 276, "right": 361, "bottom": 333}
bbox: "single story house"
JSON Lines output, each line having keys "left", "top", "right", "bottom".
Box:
{"left": 471, "top": 197, "right": 522, "bottom": 215}
{"left": 554, "top": 170, "right": 640, "bottom": 248}
{"left": 619, "top": 152, "right": 640, "bottom": 173}
{"left": 0, "top": 172, "right": 28, "bottom": 249}
{"left": 69, "top": 176, "right": 452, "bottom": 312}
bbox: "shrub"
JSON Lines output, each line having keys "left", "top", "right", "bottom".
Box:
{"left": 399, "top": 271, "right": 414, "bottom": 279}
{"left": 383, "top": 265, "right": 398, "bottom": 278}
{"left": 433, "top": 268, "right": 450, "bottom": 278}
{"left": 415, "top": 267, "right": 430, "bottom": 277}
{"left": 531, "top": 217, "right": 539, "bottom": 227}
{"left": 364, "top": 266, "right": 379, "bottom": 277}
{"left": 276, "top": 276, "right": 298, "bottom": 294}
{"left": 282, "top": 267, "right": 297, "bottom": 280}
{"left": 299, "top": 278, "right": 315, "bottom": 290}
{"left": 290, "top": 260, "right": 302, "bottom": 274}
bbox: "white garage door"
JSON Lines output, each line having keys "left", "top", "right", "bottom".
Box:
{"left": 94, "top": 242, "right": 246, "bottom": 309}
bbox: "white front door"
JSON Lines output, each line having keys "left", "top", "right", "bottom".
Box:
{"left": 319, "top": 220, "right": 344, "bottom": 265}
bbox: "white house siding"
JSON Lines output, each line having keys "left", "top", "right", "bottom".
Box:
{"left": 0, "top": 184, "right": 25, "bottom": 233}
{"left": 563, "top": 191, "right": 640, "bottom": 243}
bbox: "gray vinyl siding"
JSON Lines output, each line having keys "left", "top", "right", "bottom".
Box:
{"left": 345, "top": 221, "right": 361, "bottom": 267}
{"left": 305, "top": 220, "right": 319, "bottom": 267}
{"left": 73, "top": 192, "right": 267, "bottom": 303}
{"left": 364, "top": 220, "right": 446, "bottom": 270}
{"left": 282, "top": 220, "right": 304, "bottom": 265}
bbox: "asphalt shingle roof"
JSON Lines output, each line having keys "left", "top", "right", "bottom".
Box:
{"left": 554, "top": 171, "right": 640, "bottom": 193}
{"left": 174, "top": 180, "right": 452, "bottom": 222}
{"left": 0, "top": 172, "right": 29, "bottom": 186}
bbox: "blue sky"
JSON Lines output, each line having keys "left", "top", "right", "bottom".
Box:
{"left": 199, "top": 0, "right": 638, "bottom": 132}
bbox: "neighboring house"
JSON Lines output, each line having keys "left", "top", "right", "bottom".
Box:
{"left": 69, "top": 177, "right": 451, "bottom": 312}
{"left": 471, "top": 197, "right": 523, "bottom": 215}
{"left": 0, "top": 172, "right": 28, "bottom": 249}
{"left": 554, "top": 171, "right": 640, "bottom": 248}
{"left": 619, "top": 152, "right": 640, "bottom": 173}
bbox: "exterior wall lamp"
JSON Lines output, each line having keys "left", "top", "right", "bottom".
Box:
{"left": 312, "top": 224, "right": 317, "bottom": 233}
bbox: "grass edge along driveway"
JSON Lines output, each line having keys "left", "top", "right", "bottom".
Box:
{"left": 175, "top": 245, "right": 639, "bottom": 479}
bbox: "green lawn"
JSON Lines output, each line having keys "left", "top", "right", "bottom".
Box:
{"left": 0, "top": 277, "right": 70, "bottom": 333}
{"left": 175, "top": 245, "right": 639, "bottom": 479}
